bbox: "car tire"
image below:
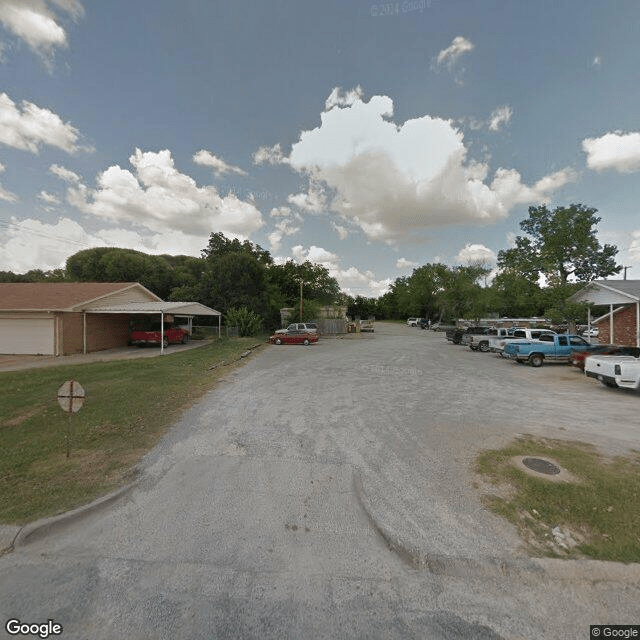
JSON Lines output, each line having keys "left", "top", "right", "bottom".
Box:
{"left": 303, "top": 338, "right": 310, "bottom": 345}
{"left": 529, "top": 353, "right": 544, "bottom": 367}
{"left": 182, "top": 334, "right": 189, "bottom": 344}
{"left": 479, "top": 341, "right": 490, "bottom": 352}
{"left": 602, "top": 380, "right": 619, "bottom": 388}
{"left": 162, "top": 337, "right": 169, "bottom": 349}
{"left": 275, "top": 338, "right": 282, "bottom": 345}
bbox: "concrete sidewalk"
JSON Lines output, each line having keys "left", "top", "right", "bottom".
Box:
{"left": 0, "top": 339, "right": 211, "bottom": 372}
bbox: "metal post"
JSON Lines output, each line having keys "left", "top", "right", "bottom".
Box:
{"left": 160, "top": 311, "right": 164, "bottom": 355}
{"left": 610, "top": 303, "right": 614, "bottom": 344}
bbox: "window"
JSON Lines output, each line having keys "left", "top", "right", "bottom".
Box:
{"left": 558, "top": 336, "right": 568, "bottom": 346}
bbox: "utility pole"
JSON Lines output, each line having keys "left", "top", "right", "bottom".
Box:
{"left": 299, "top": 279, "right": 303, "bottom": 321}
{"left": 623, "top": 266, "right": 632, "bottom": 280}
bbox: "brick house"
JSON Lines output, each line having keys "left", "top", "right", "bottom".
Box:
{"left": 569, "top": 280, "right": 640, "bottom": 346}
{"left": 0, "top": 282, "right": 220, "bottom": 355}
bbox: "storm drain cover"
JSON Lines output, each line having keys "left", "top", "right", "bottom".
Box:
{"left": 522, "top": 457, "right": 561, "bottom": 475}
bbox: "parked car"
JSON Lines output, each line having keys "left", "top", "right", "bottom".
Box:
{"left": 129, "top": 324, "right": 189, "bottom": 348}
{"left": 583, "top": 327, "right": 599, "bottom": 338}
{"left": 503, "top": 334, "right": 598, "bottom": 366}
{"left": 269, "top": 331, "right": 318, "bottom": 345}
{"left": 585, "top": 354, "right": 640, "bottom": 389}
{"left": 570, "top": 345, "right": 640, "bottom": 370}
{"left": 407, "top": 318, "right": 423, "bottom": 327}
{"left": 275, "top": 322, "right": 318, "bottom": 335}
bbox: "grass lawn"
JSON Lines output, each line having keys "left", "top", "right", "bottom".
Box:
{"left": 476, "top": 436, "right": 640, "bottom": 563}
{"left": 0, "top": 337, "right": 264, "bottom": 525}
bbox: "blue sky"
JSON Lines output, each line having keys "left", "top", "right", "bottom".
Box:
{"left": 1, "top": 0, "right": 639, "bottom": 296}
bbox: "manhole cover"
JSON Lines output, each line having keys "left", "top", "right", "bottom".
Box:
{"left": 522, "top": 457, "right": 561, "bottom": 475}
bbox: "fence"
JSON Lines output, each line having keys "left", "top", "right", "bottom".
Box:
{"left": 193, "top": 325, "right": 238, "bottom": 338}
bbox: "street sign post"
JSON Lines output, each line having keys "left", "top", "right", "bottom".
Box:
{"left": 57, "top": 380, "right": 85, "bottom": 458}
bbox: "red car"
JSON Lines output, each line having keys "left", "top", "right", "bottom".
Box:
{"left": 129, "top": 325, "right": 189, "bottom": 348}
{"left": 570, "top": 345, "right": 640, "bottom": 370}
{"left": 269, "top": 331, "right": 318, "bottom": 345}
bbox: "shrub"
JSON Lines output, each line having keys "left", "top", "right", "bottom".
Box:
{"left": 224, "top": 306, "right": 264, "bottom": 336}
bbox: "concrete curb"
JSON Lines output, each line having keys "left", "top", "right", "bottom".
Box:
{"left": 353, "top": 468, "right": 640, "bottom": 584}
{"left": 0, "top": 525, "right": 22, "bottom": 556}
{"left": 12, "top": 478, "right": 140, "bottom": 550}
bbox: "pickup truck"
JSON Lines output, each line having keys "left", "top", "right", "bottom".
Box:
{"left": 468, "top": 327, "right": 511, "bottom": 352}
{"left": 491, "top": 328, "right": 557, "bottom": 355}
{"left": 585, "top": 354, "right": 640, "bottom": 389}
{"left": 446, "top": 326, "right": 488, "bottom": 345}
{"left": 129, "top": 325, "right": 189, "bottom": 348}
{"left": 503, "top": 334, "right": 598, "bottom": 367}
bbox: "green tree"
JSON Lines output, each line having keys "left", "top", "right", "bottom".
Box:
{"left": 202, "top": 232, "right": 272, "bottom": 265}
{"left": 497, "top": 204, "right": 621, "bottom": 284}
{"left": 266, "top": 260, "right": 341, "bottom": 306}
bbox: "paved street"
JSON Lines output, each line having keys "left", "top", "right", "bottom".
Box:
{"left": 2, "top": 323, "right": 639, "bottom": 639}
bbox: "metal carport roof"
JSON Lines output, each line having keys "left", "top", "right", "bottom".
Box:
{"left": 84, "top": 301, "right": 221, "bottom": 355}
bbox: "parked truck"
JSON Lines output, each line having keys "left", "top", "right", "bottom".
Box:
{"left": 585, "top": 354, "right": 640, "bottom": 389}
{"left": 503, "top": 334, "right": 598, "bottom": 367}
{"left": 491, "top": 327, "right": 557, "bottom": 355}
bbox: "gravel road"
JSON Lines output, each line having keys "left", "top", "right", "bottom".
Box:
{"left": 1, "top": 322, "right": 639, "bottom": 639}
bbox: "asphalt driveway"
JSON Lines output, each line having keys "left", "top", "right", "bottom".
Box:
{"left": 1, "top": 323, "right": 639, "bottom": 639}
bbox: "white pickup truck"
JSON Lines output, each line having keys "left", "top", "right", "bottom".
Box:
{"left": 469, "top": 327, "right": 556, "bottom": 355}
{"left": 585, "top": 354, "right": 640, "bottom": 389}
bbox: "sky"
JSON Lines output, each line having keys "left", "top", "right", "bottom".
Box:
{"left": 1, "top": 0, "right": 640, "bottom": 297}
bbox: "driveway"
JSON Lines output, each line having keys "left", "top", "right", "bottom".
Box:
{"left": 0, "top": 339, "right": 210, "bottom": 372}
{"left": 1, "top": 323, "right": 638, "bottom": 639}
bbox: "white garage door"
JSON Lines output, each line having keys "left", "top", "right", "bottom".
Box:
{"left": 0, "top": 318, "right": 55, "bottom": 355}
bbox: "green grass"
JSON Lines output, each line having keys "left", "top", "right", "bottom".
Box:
{"left": 0, "top": 337, "right": 265, "bottom": 524}
{"left": 476, "top": 436, "right": 640, "bottom": 563}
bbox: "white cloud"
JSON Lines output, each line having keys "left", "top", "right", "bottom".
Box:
{"left": 488, "top": 105, "right": 513, "bottom": 131}
{"left": 582, "top": 131, "right": 640, "bottom": 173}
{"left": 267, "top": 218, "right": 300, "bottom": 252}
{"left": 454, "top": 243, "right": 496, "bottom": 265}
{"left": 432, "top": 36, "right": 474, "bottom": 84}
{"left": 65, "top": 148, "right": 264, "bottom": 238}
{"left": 290, "top": 244, "right": 390, "bottom": 297}
{"left": 284, "top": 89, "right": 576, "bottom": 244}
{"left": 287, "top": 181, "right": 326, "bottom": 212}
{"left": 50, "top": 163, "right": 80, "bottom": 182}
{"left": 435, "top": 36, "right": 474, "bottom": 68}
{"left": 0, "top": 161, "right": 18, "bottom": 202}
{"left": 193, "top": 149, "right": 247, "bottom": 176}
{"left": 37, "top": 190, "right": 59, "bottom": 204}
{"left": 0, "top": 0, "right": 84, "bottom": 64}
{"left": 396, "top": 258, "right": 418, "bottom": 269}
{"left": 592, "top": 55, "right": 602, "bottom": 68}
{"left": 0, "top": 216, "right": 209, "bottom": 273}
{"left": 331, "top": 221, "right": 348, "bottom": 240}
{"left": 0, "top": 92, "right": 87, "bottom": 154}
{"left": 325, "top": 86, "right": 364, "bottom": 110}
{"left": 252, "top": 143, "right": 288, "bottom": 165}
{"left": 270, "top": 206, "right": 292, "bottom": 218}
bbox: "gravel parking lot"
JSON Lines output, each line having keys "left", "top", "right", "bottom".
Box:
{"left": 1, "top": 322, "right": 639, "bottom": 639}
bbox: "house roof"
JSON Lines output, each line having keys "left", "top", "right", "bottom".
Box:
{"left": 88, "top": 301, "right": 221, "bottom": 316}
{"left": 569, "top": 280, "right": 640, "bottom": 305}
{"left": 0, "top": 282, "right": 161, "bottom": 311}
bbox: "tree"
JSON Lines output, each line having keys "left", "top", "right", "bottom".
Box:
{"left": 265, "top": 260, "right": 341, "bottom": 307}
{"left": 497, "top": 204, "right": 621, "bottom": 284}
{"left": 202, "top": 232, "right": 272, "bottom": 265}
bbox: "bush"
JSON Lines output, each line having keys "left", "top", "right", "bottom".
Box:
{"left": 224, "top": 306, "right": 263, "bottom": 337}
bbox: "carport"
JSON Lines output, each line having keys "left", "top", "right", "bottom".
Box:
{"left": 570, "top": 280, "right": 640, "bottom": 346}
{"left": 85, "top": 301, "right": 221, "bottom": 355}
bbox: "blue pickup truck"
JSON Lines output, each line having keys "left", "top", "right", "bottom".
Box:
{"left": 503, "top": 334, "right": 600, "bottom": 367}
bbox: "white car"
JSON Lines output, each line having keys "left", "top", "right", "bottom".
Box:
{"left": 407, "top": 318, "right": 423, "bottom": 327}
{"left": 274, "top": 322, "right": 318, "bottom": 335}
{"left": 583, "top": 327, "right": 599, "bottom": 337}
